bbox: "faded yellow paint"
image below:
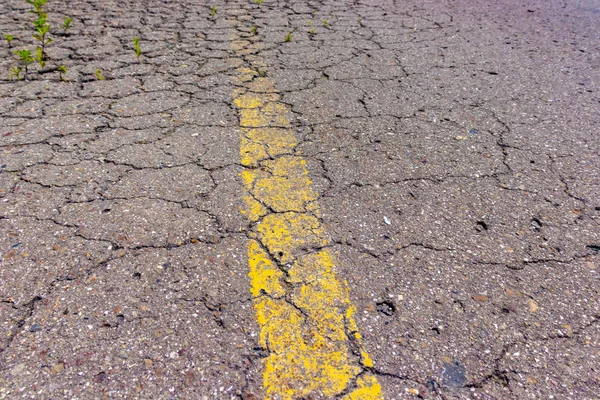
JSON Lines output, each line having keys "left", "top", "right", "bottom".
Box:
{"left": 247, "top": 77, "right": 278, "bottom": 93}
{"left": 256, "top": 213, "right": 327, "bottom": 265}
{"left": 234, "top": 94, "right": 263, "bottom": 109}
{"left": 245, "top": 128, "right": 296, "bottom": 157}
{"left": 343, "top": 375, "right": 384, "bottom": 400}
{"left": 233, "top": 37, "right": 383, "bottom": 399}
{"left": 241, "top": 194, "right": 267, "bottom": 222}
{"left": 247, "top": 239, "right": 286, "bottom": 298}
{"left": 240, "top": 137, "right": 269, "bottom": 166}
{"left": 239, "top": 103, "right": 290, "bottom": 128}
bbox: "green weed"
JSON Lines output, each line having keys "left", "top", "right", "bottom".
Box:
{"left": 284, "top": 31, "right": 292, "bottom": 42}
{"left": 14, "top": 49, "right": 33, "bottom": 80}
{"left": 57, "top": 64, "right": 67, "bottom": 81}
{"left": 322, "top": 19, "right": 327, "bottom": 27}
{"left": 62, "top": 16, "right": 72, "bottom": 31}
{"left": 33, "top": 14, "right": 52, "bottom": 64}
{"left": 34, "top": 46, "right": 45, "bottom": 68}
{"left": 26, "top": 0, "right": 48, "bottom": 17}
{"left": 254, "top": 0, "right": 264, "bottom": 3}
{"left": 9, "top": 65, "right": 23, "bottom": 80}
{"left": 94, "top": 68, "right": 105, "bottom": 80}
{"left": 4, "top": 34, "right": 14, "bottom": 47}
{"left": 308, "top": 28, "right": 316, "bottom": 35}
{"left": 251, "top": 25, "right": 257, "bottom": 35}
{"left": 307, "top": 21, "right": 312, "bottom": 27}
{"left": 133, "top": 36, "right": 142, "bottom": 59}
{"left": 210, "top": 6, "right": 217, "bottom": 17}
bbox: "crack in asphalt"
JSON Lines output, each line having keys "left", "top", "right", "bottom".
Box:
{"left": 0, "top": 0, "right": 598, "bottom": 398}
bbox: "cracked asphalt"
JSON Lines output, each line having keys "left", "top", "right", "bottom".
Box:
{"left": 1, "top": 0, "right": 599, "bottom": 399}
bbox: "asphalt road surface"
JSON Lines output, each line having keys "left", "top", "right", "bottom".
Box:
{"left": 1, "top": 0, "right": 599, "bottom": 399}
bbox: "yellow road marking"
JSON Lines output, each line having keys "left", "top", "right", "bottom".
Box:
{"left": 232, "top": 37, "right": 384, "bottom": 399}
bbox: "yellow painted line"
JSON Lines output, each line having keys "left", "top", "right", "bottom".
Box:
{"left": 232, "top": 38, "right": 384, "bottom": 399}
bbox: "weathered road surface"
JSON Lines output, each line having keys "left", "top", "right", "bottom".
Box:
{"left": 1, "top": 0, "right": 599, "bottom": 399}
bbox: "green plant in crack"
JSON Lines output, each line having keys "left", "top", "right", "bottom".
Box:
{"left": 210, "top": 6, "right": 217, "bottom": 17}
{"left": 57, "top": 64, "right": 67, "bottom": 81}
{"left": 14, "top": 49, "right": 33, "bottom": 80}
{"left": 26, "top": 0, "right": 48, "bottom": 17}
{"left": 254, "top": 0, "right": 264, "bottom": 3}
{"left": 62, "top": 16, "right": 72, "bottom": 32}
{"left": 284, "top": 31, "right": 292, "bottom": 42}
{"left": 251, "top": 25, "right": 257, "bottom": 35}
{"left": 4, "top": 34, "right": 15, "bottom": 47}
{"left": 254, "top": 66, "right": 266, "bottom": 77}
{"left": 322, "top": 19, "right": 328, "bottom": 27}
{"left": 94, "top": 68, "right": 105, "bottom": 80}
{"left": 9, "top": 65, "right": 23, "bottom": 80}
{"left": 33, "top": 13, "right": 52, "bottom": 64}
{"left": 34, "top": 46, "right": 45, "bottom": 68}
{"left": 308, "top": 28, "right": 316, "bottom": 35}
{"left": 132, "top": 36, "right": 142, "bottom": 59}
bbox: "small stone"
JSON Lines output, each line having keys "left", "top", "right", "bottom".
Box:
{"left": 560, "top": 324, "right": 573, "bottom": 337}
{"left": 144, "top": 358, "right": 153, "bottom": 367}
{"left": 184, "top": 370, "right": 195, "bottom": 385}
{"left": 472, "top": 294, "right": 488, "bottom": 303}
{"left": 528, "top": 299, "right": 539, "bottom": 313}
{"left": 407, "top": 388, "right": 419, "bottom": 395}
{"left": 29, "top": 324, "right": 42, "bottom": 332}
{"left": 442, "top": 360, "right": 467, "bottom": 387}
{"left": 455, "top": 135, "right": 468, "bottom": 140}
{"left": 51, "top": 363, "right": 64, "bottom": 374}
{"left": 10, "top": 363, "right": 26, "bottom": 376}
{"left": 453, "top": 301, "right": 465, "bottom": 313}
{"left": 526, "top": 376, "right": 537, "bottom": 384}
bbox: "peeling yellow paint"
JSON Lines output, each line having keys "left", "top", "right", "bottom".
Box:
{"left": 240, "top": 137, "right": 269, "bottom": 167}
{"left": 234, "top": 95, "right": 263, "bottom": 109}
{"left": 343, "top": 375, "right": 385, "bottom": 400}
{"left": 241, "top": 194, "right": 267, "bottom": 222}
{"left": 245, "top": 128, "right": 296, "bottom": 157}
{"left": 247, "top": 239, "right": 286, "bottom": 298}
{"left": 233, "top": 37, "right": 383, "bottom": 400}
